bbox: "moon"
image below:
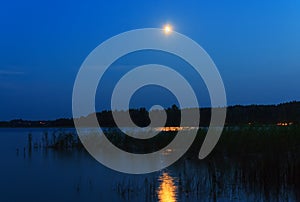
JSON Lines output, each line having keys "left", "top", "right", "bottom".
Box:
{"left": 163, "top": 24, "right": 172, "bottom": 34}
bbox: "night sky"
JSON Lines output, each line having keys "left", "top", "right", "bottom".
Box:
{"left": 1, "top": 0, "right": 300, "bottom": 120}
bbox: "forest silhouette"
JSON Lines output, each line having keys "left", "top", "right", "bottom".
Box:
{"left": 1, "top": 101, "right": 299, "bottom": 127}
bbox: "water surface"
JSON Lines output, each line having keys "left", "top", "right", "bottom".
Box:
{"left": 0, "top": 128, "right": 298, "bottom": 202}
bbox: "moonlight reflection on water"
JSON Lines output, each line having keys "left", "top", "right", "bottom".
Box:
{"left": 157, "top": 172, "right": 177, "bottom": 202}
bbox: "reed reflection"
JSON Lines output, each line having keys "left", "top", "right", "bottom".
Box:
{"left": 157, "top": 172, "right": 177, "bottom": 202}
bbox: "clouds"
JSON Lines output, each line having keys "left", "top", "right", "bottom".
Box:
{"left": 0, "top": 70, "right": 24, "bottom": 75}
{"left": 0, "top": 69, "right": 25, "bottom": 91}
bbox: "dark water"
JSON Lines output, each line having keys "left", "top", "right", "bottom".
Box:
{"left": 0, "top": 128, "right": 298, "bottom": 202}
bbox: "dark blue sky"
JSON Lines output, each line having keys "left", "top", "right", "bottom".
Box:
{"left": 0, "top": 0, "right": 300, "bottom": 120}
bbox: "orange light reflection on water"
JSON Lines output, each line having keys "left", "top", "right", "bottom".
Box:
{"left": 157, "top": 172, "right": 177, "bottom": 202}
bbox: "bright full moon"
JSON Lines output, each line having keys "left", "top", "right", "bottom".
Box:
{"left": 163, "top": 24, "right": 172, "bottom": 34}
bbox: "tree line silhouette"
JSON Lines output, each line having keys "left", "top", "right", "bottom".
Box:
{"left": 1, "top": 101, "right": 299, "bottom": 127}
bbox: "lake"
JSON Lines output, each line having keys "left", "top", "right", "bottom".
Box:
{"left": 0, "top": 127, "right": 299, "bottom": 202}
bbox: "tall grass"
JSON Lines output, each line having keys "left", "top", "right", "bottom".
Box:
{"left": 26, "top": 125, "right": 300, "bottom": 200}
